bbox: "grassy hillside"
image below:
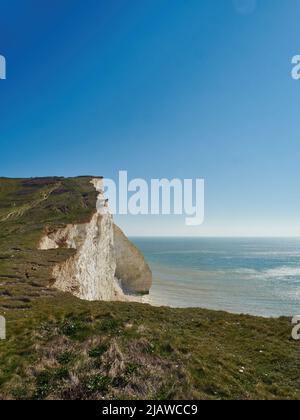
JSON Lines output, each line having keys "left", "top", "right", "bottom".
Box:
{"left": 0, "top": 177, "right": 299, "bottom": 400}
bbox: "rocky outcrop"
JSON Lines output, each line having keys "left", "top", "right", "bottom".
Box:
{"left": 38, "top": 178, "right": 152, "bottom": 302}
{"left": 114, "top": 225, "right": 152, "bottom": 294}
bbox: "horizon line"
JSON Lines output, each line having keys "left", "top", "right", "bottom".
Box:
{"left": 128, "top": 235, "right": 300, "bottom": 239}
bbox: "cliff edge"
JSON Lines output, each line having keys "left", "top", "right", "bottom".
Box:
{"left": 38, "top": 178, "right": 152, "bottom": 301}
{"left": 0, "top": 177, "right": 298, "bottom": 401}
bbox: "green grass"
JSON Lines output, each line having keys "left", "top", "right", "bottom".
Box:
{"left": 0, "top": 177, "right": 299, "bottom": 400}
{"left": 89, "top": 344, "right": 109, "bottom": 358}
{"left": 86, "top": 375, "right": 112, "bottom": 393}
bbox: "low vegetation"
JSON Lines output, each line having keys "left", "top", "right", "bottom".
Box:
{"left": 0, "top": 177, "right": 299, "bottom": 400}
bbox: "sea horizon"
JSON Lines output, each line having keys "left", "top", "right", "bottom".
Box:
{"left": 131, "top": 237, "right": 300, "bottom": 318}
{"left": 130, "top": 236, "right": 300, "bottom": 239}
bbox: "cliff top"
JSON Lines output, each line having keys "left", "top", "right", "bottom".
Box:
{"left": 0, "top": 177, "right": 299, "bottom": 400}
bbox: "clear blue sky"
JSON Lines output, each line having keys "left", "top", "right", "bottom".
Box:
{"left": 1, "top": 0, "right": 300, "bottom": 236}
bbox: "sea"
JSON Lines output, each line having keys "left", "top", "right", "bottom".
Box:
{"left": 131, "top": 237, "right": 300, "bottom": 318}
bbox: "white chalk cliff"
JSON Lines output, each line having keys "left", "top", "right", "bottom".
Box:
{"left": 39, "top": 178, "right": 152, "bottom": 302}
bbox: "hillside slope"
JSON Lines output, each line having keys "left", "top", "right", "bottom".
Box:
{"left": 0, "top": 177, "right": 299, "bottom": 400}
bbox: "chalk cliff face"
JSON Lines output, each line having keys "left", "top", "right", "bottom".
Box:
{"left": 39, "top": 178, "right": 152, "bottom": 302}
{"left": 114, "top": 225, "right": 152, "bottom": 294}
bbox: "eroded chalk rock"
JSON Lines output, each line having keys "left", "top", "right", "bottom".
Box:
{"left": 114, "top": 225, "right": 152, "bottom": 295}
{"left": 38, "top": 178, "right": 152, "bottom": 302}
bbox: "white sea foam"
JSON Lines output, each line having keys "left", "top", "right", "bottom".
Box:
{"left": 134, "top": 237, "right": 300, "bottom": 317}
{"left": 262, "top": 266, "right": 300, "bottom": 279}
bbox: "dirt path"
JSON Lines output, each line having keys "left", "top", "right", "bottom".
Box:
{"left": 0, "top": 183, "right": 61, "bottom": 222}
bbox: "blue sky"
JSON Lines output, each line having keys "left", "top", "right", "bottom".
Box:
{"left": 1, "top": 0, "right": 300, "bottom": 236}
